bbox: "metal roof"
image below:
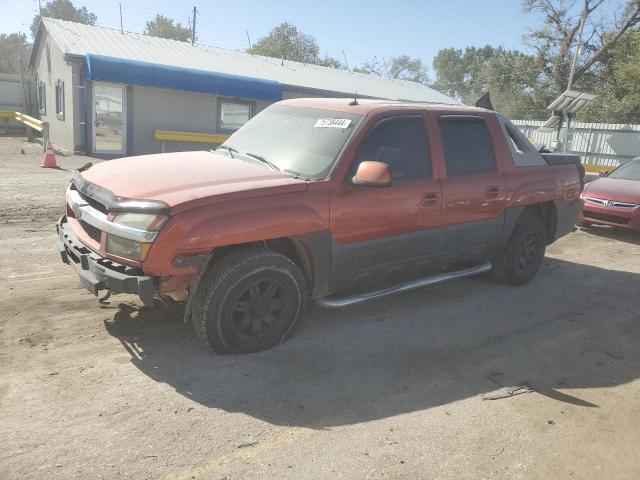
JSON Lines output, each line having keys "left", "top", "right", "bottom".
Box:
{"left": 36, "top": 18, "right": 457, "bottom": 104}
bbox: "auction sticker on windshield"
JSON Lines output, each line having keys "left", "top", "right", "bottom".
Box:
{"left": 314, "top": 118, "right": 352, "bottom": 129}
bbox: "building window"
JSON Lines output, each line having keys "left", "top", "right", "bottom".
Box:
{"left": 55, "top": 80, "right": 65, "bottom": 120}
{"left": 38, "top": 81, "right": 46, "bottom": 115}
{"left": 218, "top": 101, "right": 251, "bottom": 131}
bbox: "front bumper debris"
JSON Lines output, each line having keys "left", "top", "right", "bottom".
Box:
{"left": 56, "top": 216, "right": 155, "bottom": 305}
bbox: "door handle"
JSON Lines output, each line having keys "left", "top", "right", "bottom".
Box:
{"left": 485, "top": 186, "right": 501, "bottom": 199}
{"left": 421, "top": 192, "right": 440, "bottom": 207}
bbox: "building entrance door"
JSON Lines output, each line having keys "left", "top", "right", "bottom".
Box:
{"left": 93, "top": 82, "right": 125, "bottom": 154}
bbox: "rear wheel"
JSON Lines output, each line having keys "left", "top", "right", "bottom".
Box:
{"left": 192, "top": 247, "right": 307, "bottom": 354}
{"left": 492, "top": 214, "right": 547, "bottom": 285}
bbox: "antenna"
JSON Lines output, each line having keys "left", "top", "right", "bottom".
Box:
{"left": 349, "top": 92, "right": 359, "bottom": 106}
{"left": 119, "top": 2, "right": 124, "bottom": 34}
{"left": 382, "top": 57, "right": 390, "bottom": 79}
{"left": 341, "top": 49, "right": 350, "bottom": 73}
{"left": 191, "top": 6, "right": 197, "bottom": 46}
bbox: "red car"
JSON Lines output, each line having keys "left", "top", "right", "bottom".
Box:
{"left": 579, "top": 157, "right": 640, "bottom": 232}
{"left": 57, "top": 98, "right": 584, "bottom": 353}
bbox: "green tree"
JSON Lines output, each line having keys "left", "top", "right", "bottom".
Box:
{"left": 431, "top": 46, "right": 552, "bottom": 119}
{"left": 582, "top": 30, "right": 640, "bottom": 123}
{"left": 31, "top": 0, "right": 97, "bottom": 38}
{"left": 354, "top": 55, "right": 429, "bottom": 84}
{"left": 0, "top": 33, "right": 31, "bottom": 74}
{"left": 523, "top": 0, "right": 640, "bottom": 94}
{"left": 144, "top": 14, "right": 192, "bottom": 42}
{"left": 248, "top": 23, "right": 342, "bottom": 68}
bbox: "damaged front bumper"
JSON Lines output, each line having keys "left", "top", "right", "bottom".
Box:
{"left": 56, "top": 216, "right": 155, "bottom": 305}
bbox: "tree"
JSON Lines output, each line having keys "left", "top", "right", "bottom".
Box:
{"left": 582, "top": 29, "right": 640, "bottom": 123}
{"left": 523, "top": 0, "right": 640, "bottom": 94}
{"left": 144, "top": 14, "right": 192, "bottom": 42}
{"left": 354, "top": 55, "right": 429, "bottom": 84}
{"left": 431, "top": 46, "right": 553, "bottom": 119}
{"left": 0, "top": 33, "right": 31, "bottom": 74}
{"left": 610, "top": 30, "right": 640, "bottom": 121}
{"left": 248, "top": 23, "right": 342, "bottom": 68}
{"left": 30, "top": 0, "right": 97, "bottom": 39}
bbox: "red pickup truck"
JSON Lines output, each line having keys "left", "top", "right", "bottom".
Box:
{"left": 57, "top": 98, "right": 584, "bottom": 353}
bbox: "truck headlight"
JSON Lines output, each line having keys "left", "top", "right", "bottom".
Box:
{"left": 112, "top": 212, "right": 168, "bottom": 230}
{"left": 106, "top": 213, "right": 168, "bottom": 261}
{"left": 107, "top": 235, "right": 152, "bottom": 262}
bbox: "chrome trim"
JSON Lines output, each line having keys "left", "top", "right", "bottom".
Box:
{"left": 584, "top": 196, "right": 638, "bottom": 208}
{"left": 315, "top": 262, "right": 492, "bottom": 308}
{"left": 67, "top": 188, "right": 158, "bottom": 242}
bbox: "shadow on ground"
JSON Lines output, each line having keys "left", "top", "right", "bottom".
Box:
{"left": 579, "top": 224, "right": 640, "bottom": 245}
{"left": 104, "top": 258, "right": 640, "bottom": 429}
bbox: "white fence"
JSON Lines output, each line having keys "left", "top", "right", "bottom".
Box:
{"left": 513, "top": 119, "right": 640, "bottom": 169}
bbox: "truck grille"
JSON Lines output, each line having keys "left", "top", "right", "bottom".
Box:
{"left": 78, "top": 192, "right": 108, "bottom": 214}
{"left": 583, "top": 211, "right": 630, "bottom": 225}
{"left": 80, "top": 220, "right": 103, "bottom": 242}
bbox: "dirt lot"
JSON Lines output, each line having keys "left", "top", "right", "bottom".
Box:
{"left": 1, "top": 136, "right": 639, "bottom": 480}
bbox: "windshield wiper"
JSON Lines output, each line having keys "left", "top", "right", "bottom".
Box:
{"left": 283, "top": 169, "right": 312, "bottom": 181}
{"left": 217, "top": 145, "right": 238, "bottom": 158}
{"left": 245, "top": 152, "right": 280, "bottom": 172}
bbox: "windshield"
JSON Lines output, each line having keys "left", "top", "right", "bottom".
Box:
{"left": 608, "top": 159, "right": 640, "bottom": 181}
{"left": 220, "top": 105, "right": 362, "bottom": 180}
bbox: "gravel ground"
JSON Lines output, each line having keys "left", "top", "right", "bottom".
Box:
{"left": 1, "top": 136, "right": 639, "bottom": 480}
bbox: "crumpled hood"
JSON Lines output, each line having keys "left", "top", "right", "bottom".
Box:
{"left": 584, "top": 177, "right": 640, "bottom": 204}
{"left": 80, "top": 150, "right": 308, "bottom": 208}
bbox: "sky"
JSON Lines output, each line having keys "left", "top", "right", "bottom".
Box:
{"left": 3, "top": 0, "right": 536, "bottom": 71}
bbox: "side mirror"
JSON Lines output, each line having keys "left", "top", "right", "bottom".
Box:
{"left": 352, "top": 161, "right": 392, "bottom": 187}
{"left": 598, "top": 170, "right": 609, "bottom": 177}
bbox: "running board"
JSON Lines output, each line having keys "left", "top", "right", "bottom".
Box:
{"left": 315, "top": 261, "right": 492, "bottom": 308}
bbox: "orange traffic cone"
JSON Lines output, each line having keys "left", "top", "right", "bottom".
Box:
{"left": 41, "top": 141, "right": 59, "bottom": 169}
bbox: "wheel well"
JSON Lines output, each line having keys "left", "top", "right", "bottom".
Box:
{"left": 208, "top": 238, "right": 312, "bottom": 289}
{"left": 522, "top": 201, "right": 557, "bottom": 243}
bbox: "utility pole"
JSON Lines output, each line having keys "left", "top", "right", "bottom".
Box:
{"left": 191, "top": 6, "right": 197, "bottom": 45}
{"left": 119, "top": 2, "right": 124, "bottom": 34}
{"left": 246, "top": 30, "right": 252, "bottom": 49}
{"left": 562, "top": 15, "right": 586, "bottom": 152}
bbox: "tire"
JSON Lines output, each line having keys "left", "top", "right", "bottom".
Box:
{"left": 192, "top": 247, "right": 307, "bottom": 354}
{"left": 491, "top": 214, "right": 547, "bottom": 285}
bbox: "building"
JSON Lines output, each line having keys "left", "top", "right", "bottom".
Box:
{"left": 29, "top": 18, "right": 456, "bottom": 156}
{"left": 0, "top": 73, "right": 25, "bottom": 133}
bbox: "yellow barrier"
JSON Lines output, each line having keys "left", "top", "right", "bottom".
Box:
{"left": 15, "top": 112, "right": 44, "bottom": 132}
{"left": 154, "top": 130, "right": 229, "bottom": 144}
{"left": 583, "top": 164, "right": 616, "bottom": 173}
{"left": 0, "top": 110, "right": 44, "bottom": 132}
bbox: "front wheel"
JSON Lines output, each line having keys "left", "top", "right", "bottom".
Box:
{"left": 192, "top": 248, "right": 307, "bottom": 354}
{"left": 492, "top": 215, "right": 547, "bottom": 285}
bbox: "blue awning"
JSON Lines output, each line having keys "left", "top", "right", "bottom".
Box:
{"left": 86, "top": 54, "right": 282, "bottom": 101}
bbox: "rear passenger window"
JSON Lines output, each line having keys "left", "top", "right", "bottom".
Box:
{"left": 440, "top": 116, "right": 495, "bottom": 175}
{"left": 355, "top": 116, "right": 431, "bottom": 178}
{"left": 506, "top": 126, "right": 524, "bottom": 153}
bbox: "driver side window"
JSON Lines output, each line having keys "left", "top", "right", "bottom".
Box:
{"left": 353, "top": 116, "right": 431, "bottom": 179}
